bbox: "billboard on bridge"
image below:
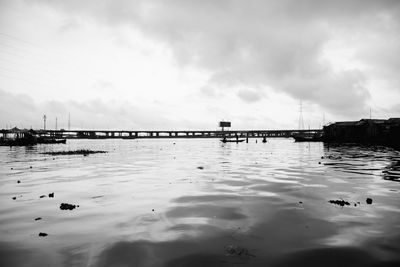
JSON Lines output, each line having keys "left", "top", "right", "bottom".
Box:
{"left": 219, "top": 121, "right": 231, "bottom": 128}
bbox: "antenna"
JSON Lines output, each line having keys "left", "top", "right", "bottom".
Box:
{"left": 68, "top": 113, "right": 71, "bottom": 130}
{"left": 298, "top": 100, "right": 304, "bottom": 130}
{"left": 369, "top": 108, "right": 372, "bottom": 119}
{"left": 43, "top": 114, "right": 47, "bottom": 130}
{"left": 55, "top": 117, "right": 58, "bottom": 130}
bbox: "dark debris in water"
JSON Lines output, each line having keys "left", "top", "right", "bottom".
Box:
{"left": 197, "top": 166, "right": 204, "bottom": 170}
{"left": 329, "top": 199, "right": 351, "bottom": 206}
{"left": 35, "top": 217, "right": 42, "bottom": 221}
{"left": 42, "top": 149, "right": 107, "bottom": 156}
{"left": 326, "top": 155, "right": 343, "bottom": 160}
{"left": 38, "top": 232, "right": 48, "bottom": 237}
{"left": 48, "top": 192, "right": 54, "bottom": 198}
{"left": 60, "top": 203, "right": 79, "bottom": 210}
{"left": 225, "top": 245, "right": 255, "bottom": 258}
{"left": 366, "top": 198, "right": 373, "bottom": 204}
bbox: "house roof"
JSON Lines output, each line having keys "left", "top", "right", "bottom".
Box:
{"left": 359, "top": 119, "right": 386, "bottom": 124}
{"left": 332, "top": 121, "right": 359, "bottom": 126}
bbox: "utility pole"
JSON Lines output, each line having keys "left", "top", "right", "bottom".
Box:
{"left": 55, "top": 117, "right": 58, "bottom": 130}
{"left": 298, "top": 100, "right": 304, "bottom": 130}
{"left": 369, "top": 108, "right": 372, "bottom": 119}
{"left": 43, "top": 114, "right": 47, "bottom": 130}
{"left": 68, "top": 113, "right": 71, "bottom": 130}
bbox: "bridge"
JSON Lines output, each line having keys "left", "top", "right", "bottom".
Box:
{"left": 33, "top": 129, "right": 322, "bottom": 139}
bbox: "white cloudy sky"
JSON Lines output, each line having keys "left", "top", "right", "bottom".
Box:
{"left": 1, "top": 0, "right": 400, "bottom": 130}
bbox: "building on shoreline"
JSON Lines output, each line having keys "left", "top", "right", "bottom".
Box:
{"left": 323, "top": 118, "right": 400, "bottom": 149}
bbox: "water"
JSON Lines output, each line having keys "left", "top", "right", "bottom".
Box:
{"left": 1, "top": 138, "right": 400, "bottom": 267}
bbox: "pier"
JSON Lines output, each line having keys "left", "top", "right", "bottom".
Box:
{"left": 1, "top": 129, "right": 323, "bottom": 139}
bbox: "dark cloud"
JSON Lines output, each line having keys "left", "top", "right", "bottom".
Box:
{"left": 0, "top": 89, "right": 178, "bottom": 130}
{"left": 0, "top": 89, "right": 38, "bottom": 128}
{"left": 30, "top": 0, "right": 400, "bottom": 116}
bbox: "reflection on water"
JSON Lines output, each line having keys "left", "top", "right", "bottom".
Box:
{"left": 1, "top": 139, "right": 400, "bottom": 266}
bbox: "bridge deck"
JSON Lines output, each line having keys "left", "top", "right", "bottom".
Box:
{"left": 1, "top": 129, "right": 323, "bottom": 139}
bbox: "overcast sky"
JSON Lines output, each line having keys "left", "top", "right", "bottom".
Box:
{"left": 1, "top": 0, "right": 400, "bottom": 130}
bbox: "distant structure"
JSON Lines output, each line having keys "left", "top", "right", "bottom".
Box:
{"left": 323, "top": 118, "right": 400, "bottom": 149}
{"left": 43, "top": 114, "right": 47, "bottom": 130}
{"left": 219, "top": 121, "right": 231, "bottom": 132}
{"left": 68, "top": 113, "right": 71, "bottom": 130}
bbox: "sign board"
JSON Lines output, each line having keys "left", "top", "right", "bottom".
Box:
{"left": 219, "top": 121, "right": 231, "bottom": 128}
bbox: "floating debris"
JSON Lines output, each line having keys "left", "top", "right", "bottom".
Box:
{"left": 329, "top": 199, "right": 350, "bottom": 206}
{"left": 60, "top": 203, "right": 78, "bottom": 210}
{"left": 35, "top": 217, "right": 42, "bottom": 221}
{"left": 12, "top": 196, "right": 16, "bottom": 200}
{"left": 366, "top": 198, "right": 373, "bottom": 204}
{"left": 38, "top": 232, "right": 48, "bottom": 237}
{"left": 327, "top": 155, "right": 342, "bottom": 160}
{"left": 197, "top": 166, "right": 204, "bottom": 170}
{"left": 48, "top": 192, "right": 54, "bottom": 198}
{"left": 17, "top": 180, "right": 20, "bottom": 183}
{"left": 39, "top": 195, "right": 46, "bottom": 198}
{"left": 42, "top": 149, "right": 107, "bottom": 156}
{"left": 225, "top": 245, "right": 255, "bottom": 257}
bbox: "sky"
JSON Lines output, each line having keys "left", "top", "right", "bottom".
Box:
{"left": 0, "top": 0, "right": 400, "bottom": 130}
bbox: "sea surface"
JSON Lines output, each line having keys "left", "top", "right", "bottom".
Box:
{"left": 0, "top": 138, "right": 400, "bottom": 267}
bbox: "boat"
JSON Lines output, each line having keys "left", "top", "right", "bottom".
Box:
{"left": 0, "top": 128, "right": 67, "bottom": 146}
{"left": 0, "top": 128, "right": 38, "bottom": 146}
{"left": 220, "top": 137, "right": 245, "bottom": 143}
{"left": 37, "top": 138, "right": 67, "bottom": 144}
{"left": 292, "top": 132, "right": 324, "bottom": 142}
{"left": 221, "top": 139, "right": 245, "bottom": 143}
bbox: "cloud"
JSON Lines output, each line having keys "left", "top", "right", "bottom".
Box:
{"left": 31, "top": 0, "right": 400, "bottom": 112}
{"left": 237, "top": 89, "right": 264, "bottom": 103}
{"left": 0, "top": 89, "right": 180, "bottom": 130}
{"left": 0, "top": 89, "right": 38, "bottom": 128}
{"left": 22, "top": 1, "right": 400, "bottom": 117}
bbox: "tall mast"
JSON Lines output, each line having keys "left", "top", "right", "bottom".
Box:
{"left": 43, "top": 114, "right": 47, "bottom": 130}
{"left": 298, "top": 100, "right": 304, "bottom": 130}
{"left": 68, "top": 113, "right": 71, "bottom": 130}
